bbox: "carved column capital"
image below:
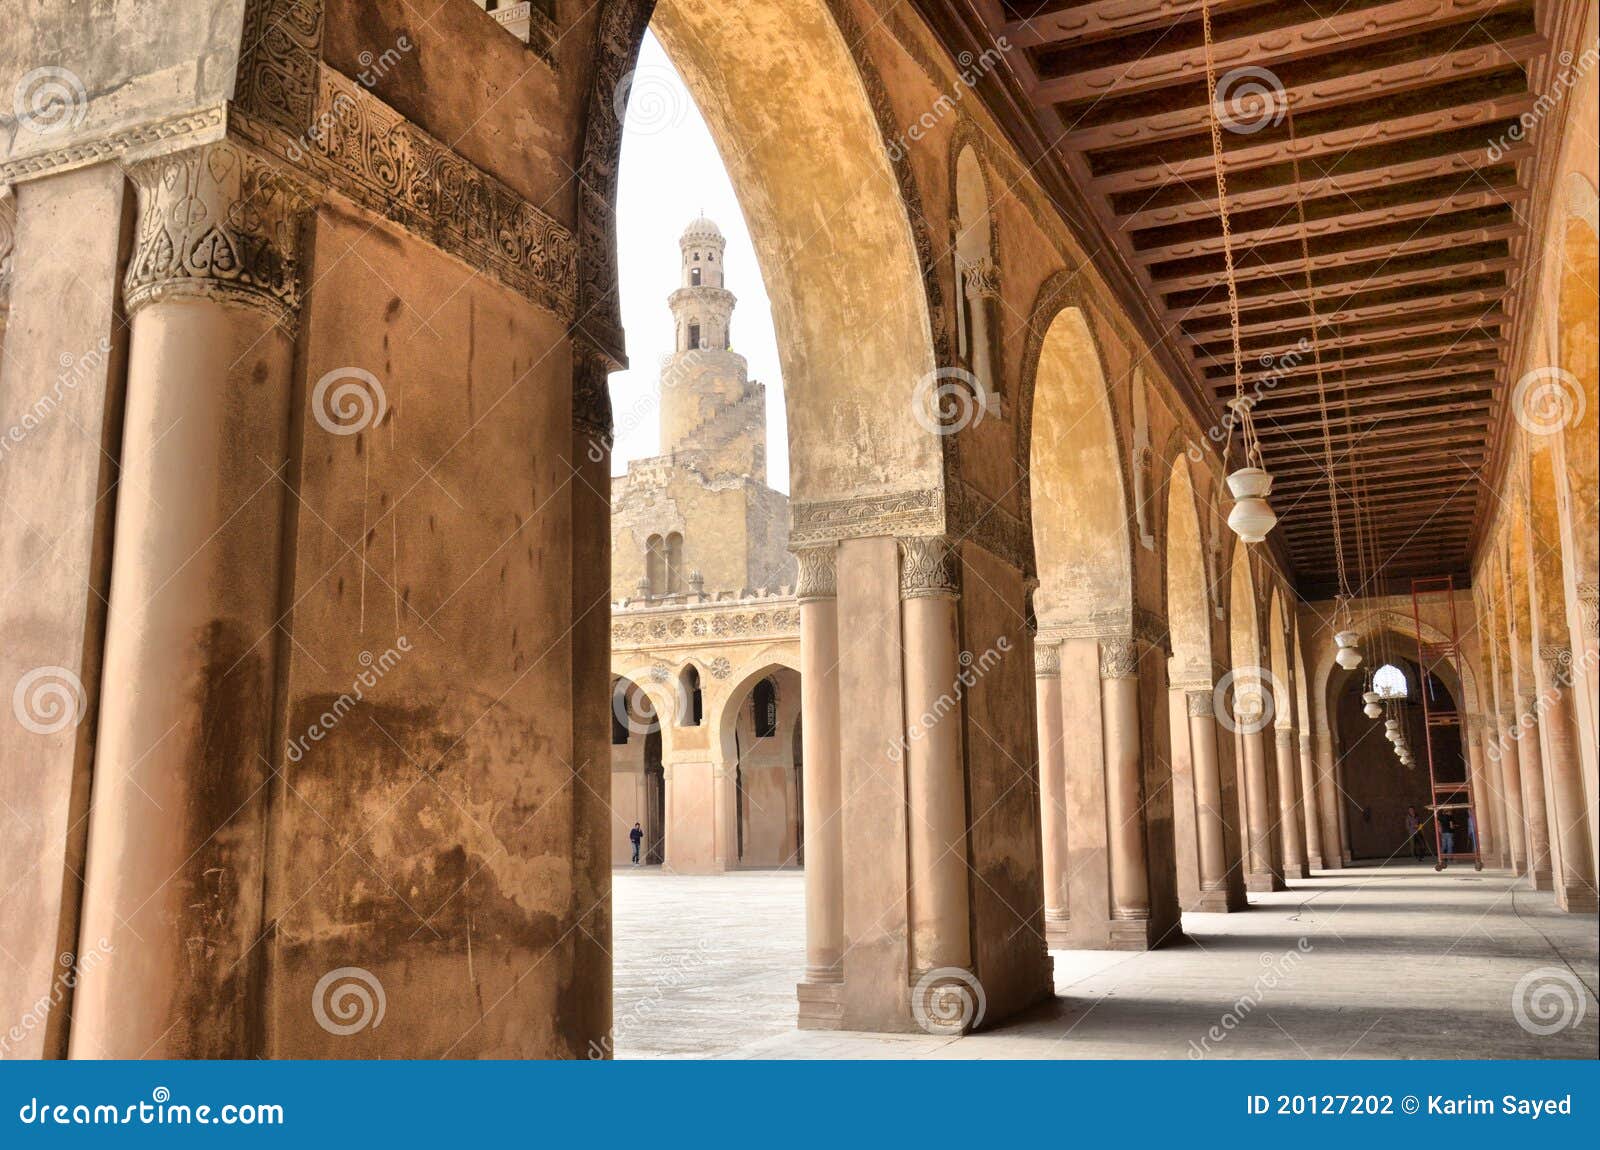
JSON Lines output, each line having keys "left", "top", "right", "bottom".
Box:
{"left": 962, "top": 256, "right": 1000, "bottom": 300}
{"left": 1185, "top": 689, "right": 1214, "bottom": 718}
{"left": 1034, "top": 642, "right": 1061, "bottom": 678}
{"left": 1299, "top": 733, "right": 1312, "bottom": 755}
{"left": 1275, "top": 725, "right": 1294, "bottom": 749}
{"left": 1577, "top": 582, "right": 1598, "bottom": 643}
{"left": 899, "top": 536, "right": 960, "bottom": 600}
{"left": 1539, "top": 644, "right": 1574, "bottom": 681}
{"left": 1098, "top": 637, "right": 1139, "bottom": 680}
{"left": 124, "top": 141, "right": 314, "bottom": 329}
{"left": 795, "top": 546, "right": 838, "bottom": 603}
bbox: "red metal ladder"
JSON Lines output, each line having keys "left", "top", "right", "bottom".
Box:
{"left": 1410, "top": 575, "right": 1483, "bottom": 871}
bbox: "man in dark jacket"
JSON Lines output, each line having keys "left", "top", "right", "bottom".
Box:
{"left": 629, "top": 822, "right": 644, "bottom": 864}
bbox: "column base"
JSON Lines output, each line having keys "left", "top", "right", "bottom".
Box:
{"left": 1282, "top": 861, "right": 1309, "bottom": 881}
{"left": 1555, "top": 882, "right": 1598, "bottom": 914}
{"left": 796, "top": 979, "right": 844, "bottom": 1030}
{"left": 1527, "top": 868, "right": 1555, "bottom": 892}
{"left": 1307, "top": 852, "right": 1325, "bottom": 871}
{"left": 1341, "top": 850, "right": 1353, "bottom": 864}
{"left": 1246, "top": 871, "right": 1287, "bottom": 893}
{"left": 1193, "top": 886, "right": 1247, "bottom": 913}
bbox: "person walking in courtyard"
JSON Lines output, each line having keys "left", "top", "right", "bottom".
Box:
{"left": 1405, "top": 806, "right": 1428, "bottom": 860}
{"left": 1439, "top": 811, "right": 1455, "bottom": 860}
{"left": 630, "top": 822, "right": 644, "bottom": 865}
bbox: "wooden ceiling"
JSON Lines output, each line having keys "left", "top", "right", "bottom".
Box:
{"left": 937, "top": 0, "right": 1575, "bottom": 597}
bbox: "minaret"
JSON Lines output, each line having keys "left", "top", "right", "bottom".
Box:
{"left": 658, "top": 217, "right": 761, "bottom": 476}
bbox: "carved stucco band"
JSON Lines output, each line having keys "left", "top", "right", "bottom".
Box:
{"left": 1539, "top": 644, "right": 1574, "bottom": 680}
{"left": 791, "top": 488, "right": 945, "bottom": 548}
{"left": 571, "top": 333, "right": 616, "bottom": 441}
{"left": 795, "top": 547, "right": 838, "bottom": 603}
{"left": 230, "top": 1, "right": 577, "bottom": 322}
{"left": 899, "top": 536, "right": 960, "bottom": 600}
{"left": 0, "top": 192, "right": 16, "bottom": 322}
{"left": 1034, "top": 642, "right": 1061, "bottom": 678}
{"left": 1185, "top": 689, "right": 1213, "bottom": 718}
{"left": 124, "top": 141, "right": 313, "bottom": 329}
{"left": 1099, "top": 637, "right": 1138, "bottom": 680}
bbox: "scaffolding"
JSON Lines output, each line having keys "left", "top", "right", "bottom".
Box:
{"left": 1410, "top": 576, "right": 1483, "bottom": 871}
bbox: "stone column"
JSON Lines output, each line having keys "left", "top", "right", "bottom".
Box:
{"left": 70, "top": 141, "right": 312, "bottom": 1058}
{"left": 1298, "top": 733, "right": 1324, "bottom": 870}
{"left": 1312, "top": 727, "right": 1343, "bottom": 871}
{"left": 963, "top": 259, "right": 999, "bottom": 401}
{"left": 1186, "top": 689, "right": 1233, "bottom": 909}
{"left": 899, "top": 538, "right": 975, "bottom": 1007}
{"left": 1274, "top": 726, "right": 1308, "bottom": 880}
{"left": 1536, "top": 646, "right": 1598, "bottom": 911}
{"left": 1494, "top": 709, "right": 1528, "bottom": 874}
{"left": 1101, "top": 638, "right": 1151, "bottom": 940}
{"left": 1240, "top": 715, "right": 1284, "bottom": 891}
{"left": 1035, "top": 641, "right": 1070, "bottom": 935}
{"left": 1515, "top": 693, "right": 1554, "bottom": 890}
{"left": 795, "top": 546, "right": 844, "bottom": 1025}
{"left": 1461, "top": 715, "right": 1495, "bottom": 864}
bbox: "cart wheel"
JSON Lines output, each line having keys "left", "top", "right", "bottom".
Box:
{"left": 1474, "top": 861, "right": 1483, "bottom": 872}
{"left": 1434, "top": 862, "right": 1445, "bottom": 872}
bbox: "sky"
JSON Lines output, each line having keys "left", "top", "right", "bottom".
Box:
{"left": 610, "top": 31, "right": 790, "bottom": 491}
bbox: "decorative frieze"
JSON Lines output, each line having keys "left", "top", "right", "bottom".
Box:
{"left": 791, "top": 488, "right": 945, "bottom": 548}
{"left": 612, "top": 602, "right": 800, "bottom": 650}
{"left": 1034, "top": 643, "right": 1061, "bottom": 678}
{"left": 794, "top": 547, "right": 838, "bottom": 603}
{"left": 1577, "top": 582, "right": 1598, "bottom": 643}
{"left": 0, "top": 106, "right": 227, "bottom": 186}
{"left": 899, "top": 536, "right": 961, "bottom": 600}
{"left": 123, "top": 141, "right": 313, "bottom": 328}
{"left": 1098, "top": 637, "right": 1138, "bottom": 680}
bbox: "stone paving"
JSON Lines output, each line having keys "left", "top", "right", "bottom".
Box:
{"left": 612, "top": 862, "right": 1599, "bottom": 1059}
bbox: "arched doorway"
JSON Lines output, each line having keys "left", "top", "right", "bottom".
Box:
{"left": 714, "top": 664, "right": 803, "bottom": 868}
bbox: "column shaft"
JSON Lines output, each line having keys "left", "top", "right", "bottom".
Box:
{"left": 1515, "top": 699, "right": 1554, "bottom": 890}
{"left": 1537, "top": 650, "right": 1598, "bottom": 911}
{"left": 1186, "top": 692, "right": 1230, "bottom": 901}
{"left": 1298, "top": 734, "right": 1323, "bottom": 870}
{"left": 71, "top": 142, "right": 308, "bottom": 1058}
{"left": 1275, "top": 727, "right": 1307, "bottom": 879}
{"left": 1035, "top": 645, "right": 1069, "bottom": 931}
{"left": 1101, "top": 641, "right": 1149, "bottom": 933}
{"left": 797, "top": 549, "right": 843, "bottom": 990}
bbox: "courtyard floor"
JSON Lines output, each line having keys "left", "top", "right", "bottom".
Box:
{"left": 611, "top": 862, "right": 1599, "bottom": 1059}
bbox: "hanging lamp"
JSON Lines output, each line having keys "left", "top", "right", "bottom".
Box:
{"left": 1362, "top": 689, "right": 1383, "bottom": 720}
{"left": 1201, "top": 2, "right": 1278, "bottom": 544}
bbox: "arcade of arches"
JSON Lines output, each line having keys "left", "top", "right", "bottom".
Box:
{"left": 0, "top": 0, "right": 1595, "bottom": 1059}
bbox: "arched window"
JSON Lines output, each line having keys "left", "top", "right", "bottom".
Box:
{"left": 690, "top": 266, "right": 702, "bottom": 286}
{"left": 645, "top": 534, "right": 665, "bottom": 597}
{"left": 1372, "top": 663, "right": 1409, "bottom": 699}
{"left": 679, "top": 665, "right": 703, "bottom": 726}
{"left": 753, "top": 678, "right": 778, "bottom": 738}
{"left": 687, "top": 322, "right": 701, "bottom": 350}
{"left": 665, "top": 532, "right": 684, "bottom": 593}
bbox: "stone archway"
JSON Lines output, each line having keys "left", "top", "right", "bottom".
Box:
{"left": 1024, "top": 290, "right": 1174, "bottom": 950}
{"left": 1227, "top": 542, "right": 1282, "bottom": 892}
{"left": 1163, "top": 454, "right": 1244, "bottom": 912}
{"left": 710, "top": 661, "right": 803, "bottom": 868}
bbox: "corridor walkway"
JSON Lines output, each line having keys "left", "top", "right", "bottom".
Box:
{"left": 612, "top": 865, "right": 1598, "bottom": 1059}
